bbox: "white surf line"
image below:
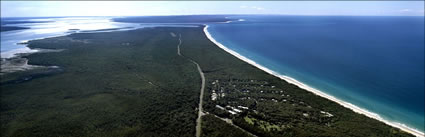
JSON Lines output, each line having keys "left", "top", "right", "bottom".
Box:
{"left": 174, "top": 33, "right": 205, "bottom": 137}
{"left": 203, "top": 25, "right": 424, "bottom": 137}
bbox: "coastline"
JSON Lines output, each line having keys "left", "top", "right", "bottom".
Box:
{"left": 1, "top": 33, "right": 75, "bottom": 59}
{"left": 1, "top": 18, "right": 149, "bottom": 74}
{"left": 203, "top": 25, "right": 424, "bottom": 137}
{"left": 1, "top": 25, "right": 196, "bottom": 59}
{"left": 0, "top": 16, "right": 147, "bottom": 59}
{"left": 0, "top": 33, "right": 72, "bottom": 74}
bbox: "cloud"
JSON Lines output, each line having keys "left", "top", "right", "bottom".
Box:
{"left": 252, "top": 6, "right": 264, "bottom": 10}
{"left": 399, "top": 9, "right": 412, "bottom": 12}
{"left": 395, "top": 9, "right": 424, "bottom": 16}
{"left": 240, "top": 5, "right": 265, "bottom": 11}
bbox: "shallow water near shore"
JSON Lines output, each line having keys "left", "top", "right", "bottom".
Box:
{"left": 0, "top": 16, "right": 200, "bottom": 59}
{"left": 1, "top": 17, "right": 145, "bottom": 58}
{"left": 206, "top": 15, "right": 424, "bottom": 132}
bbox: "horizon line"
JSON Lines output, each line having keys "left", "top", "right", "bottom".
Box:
{"left": 1, "top": 13, "right": 424, "bottom": 18}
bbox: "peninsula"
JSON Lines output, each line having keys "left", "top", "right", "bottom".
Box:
{"left": 0, "top": 22, "right": 416, "bottom": 136}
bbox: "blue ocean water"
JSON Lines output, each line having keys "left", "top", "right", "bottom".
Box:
{"left": 207, "top": 15, "right": 424, "bottom": 131}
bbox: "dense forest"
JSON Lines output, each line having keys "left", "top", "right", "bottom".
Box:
{"left": 1, "top": 28, "right": 200, "bottom": 137}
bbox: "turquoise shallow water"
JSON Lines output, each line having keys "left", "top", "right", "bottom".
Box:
{"left": 207, "top": 15, "right": 424, "bottom": 131}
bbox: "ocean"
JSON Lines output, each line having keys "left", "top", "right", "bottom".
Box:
{"left": 206, "top": 15, "right": 424, "bottom": 132}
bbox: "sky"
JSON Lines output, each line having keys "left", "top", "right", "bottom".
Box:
{"left": 1, "top": 1, "right": 424, "bottom": 17}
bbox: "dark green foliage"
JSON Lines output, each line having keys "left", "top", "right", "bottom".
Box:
{"left": 1, "top": 27, "right": 200, "bottom": 137}
{"left": 201, "top": 114, "right": 253, "bottom": 137}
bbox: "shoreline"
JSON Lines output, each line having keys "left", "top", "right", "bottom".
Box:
{"left": 1, "top": 25, "right": 197, "bottom": 59}
{"left": 1, "top": 33, "right": 71, "bottom": 74}
{"left": 0, "top": 16, "right": 145, "bottom": 59}
{"left": 203, "top": 25, "right": 424, "bottom": 137}
{"left": 1, "top": 19, "right": 204, "bottom": 74}
{"left": 1, "top": 33, "right": 76, "bottom": 59}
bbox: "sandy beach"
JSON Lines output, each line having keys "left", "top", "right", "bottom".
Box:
{"left": 203, "top": 25, "right": 424, "bottom": 137}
